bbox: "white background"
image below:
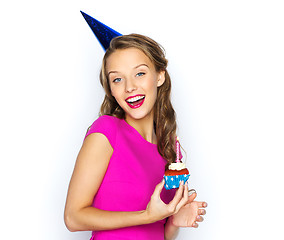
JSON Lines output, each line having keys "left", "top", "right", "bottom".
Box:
{"left": 1, "top": 0, "right": 283, "bottom": 239}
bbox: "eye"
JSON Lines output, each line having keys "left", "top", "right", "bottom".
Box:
{"left": 113, "top": 78, "right": 122, "bottom": 83}
{"left": 136, "top": 72, "right": 145, "bottom": 77}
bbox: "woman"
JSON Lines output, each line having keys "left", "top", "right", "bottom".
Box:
{"left": 64, "top": 34, "right": 207, "bottom": 240}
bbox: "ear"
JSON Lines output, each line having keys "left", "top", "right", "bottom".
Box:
{"left": 157, "top": 71, "right": 166, "bottom": 87}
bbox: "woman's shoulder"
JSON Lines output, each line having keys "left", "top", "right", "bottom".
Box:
{"left": 84, "top": 115, "right": 121, "bottom": 148}
{"left": 93, "top": 114, "right": 121, "bottom": 127}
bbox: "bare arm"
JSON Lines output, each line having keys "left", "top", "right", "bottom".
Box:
{"left": 64, "top": 133, "right": 149, "bottom": 231}
{"left": 64, "top": 133, "right": 189, "bottom": 232}
{"left": 164, "top": 191, "right": 208, "bottom": 240}
{"left": 164, "top": 217, "right": 179, "bottom": 240}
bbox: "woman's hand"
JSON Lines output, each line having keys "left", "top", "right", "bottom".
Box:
{"left": 169, "top": 189, "right": 207, "bottom": 228}
{"left": 145, "top": 179, "right": 189, "bottom": 223}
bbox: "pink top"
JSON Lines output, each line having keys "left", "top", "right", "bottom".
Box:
{"left": 84, "top": 115, "right": 175, "bottom": 240}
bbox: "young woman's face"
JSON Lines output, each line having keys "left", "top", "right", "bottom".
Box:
{"left": 106, "top": 48, "right": 165, "bottom": 121}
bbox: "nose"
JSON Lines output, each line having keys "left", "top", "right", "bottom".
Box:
{"left": 125, "top": 78, "right": 137, "bottom": 93}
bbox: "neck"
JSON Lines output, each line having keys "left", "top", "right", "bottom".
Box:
{"left": 125, "top": 112, "right": 157, "bottom": 144}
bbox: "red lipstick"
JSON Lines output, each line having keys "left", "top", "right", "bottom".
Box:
{"left": 125, "top": 94, "right": 145, "bottom": 109}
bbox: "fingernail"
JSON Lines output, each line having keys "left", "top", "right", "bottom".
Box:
{"left": 188, "top": 190, "right": 195, "bottom": 196}
{"left": 188, "top": 189, "right": 196, "bottom": 195}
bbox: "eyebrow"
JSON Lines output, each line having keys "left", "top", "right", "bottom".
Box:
{"left": 107, "top": 64, "right": 149, "bottom": 77}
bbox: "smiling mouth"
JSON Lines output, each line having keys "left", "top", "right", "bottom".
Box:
{"left": 125, "top": 95, "right": 145, "bottom": 108}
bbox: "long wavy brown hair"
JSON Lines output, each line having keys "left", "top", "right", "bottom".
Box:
{"left": 99, "top": 34, "right": 177, "bottom": 169}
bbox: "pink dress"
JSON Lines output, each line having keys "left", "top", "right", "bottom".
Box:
{"left": 84, "top": 115, "right": 175, "bottom": 240}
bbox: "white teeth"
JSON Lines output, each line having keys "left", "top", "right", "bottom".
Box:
{"left": 126, "top": 95, "right": 145, "bottom": 103}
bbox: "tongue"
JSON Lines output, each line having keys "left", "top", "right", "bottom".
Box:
{"left": 131, "top": 98, "right": 144, "bottom": 106}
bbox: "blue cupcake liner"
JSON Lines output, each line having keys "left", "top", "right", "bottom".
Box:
{"left": 164, "top": 174, "right": 190, "bottom": 190}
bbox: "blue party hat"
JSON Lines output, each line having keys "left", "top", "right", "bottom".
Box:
{"left": 80, "top": 11, "right": 122, "bottom": 51}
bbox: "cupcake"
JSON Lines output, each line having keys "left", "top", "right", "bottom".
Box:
{"left": 164, "top": 137, "right": 190, "bottom": 190}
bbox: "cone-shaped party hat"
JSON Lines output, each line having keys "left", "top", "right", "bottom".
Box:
{"left": 80, "top": 11, "right": 122, "bottom": 51}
